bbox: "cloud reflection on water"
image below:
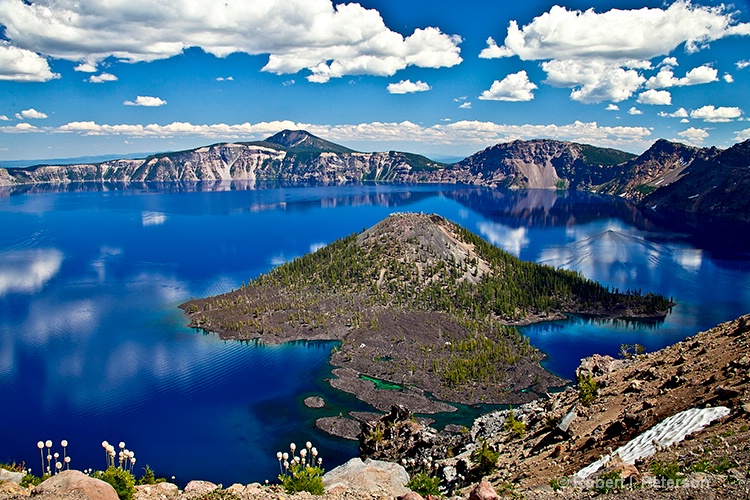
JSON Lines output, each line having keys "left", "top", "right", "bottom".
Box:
{"left": 142, "top": 211, "right": 167, "bottom": 226}
{"left": 0, "top": 248, "right": 63, "bottom": 295}
{"left": 476, "top": 221, "right": 529, "bottom": 256}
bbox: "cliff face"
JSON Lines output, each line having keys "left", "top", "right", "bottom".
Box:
{"left": 594, "top": 139, "right": 719, "bottom": 202}
{"left": 3, "top": 131, "right": 749, "bottom": 221}
{"left": 0, "top": 131, "right": 443, "bottom": 186}
{"left": 639, "top": 139, "right": 750, "bottom": 221}
{"left": 437, "top": 139, "right": 636, "bottom": 190}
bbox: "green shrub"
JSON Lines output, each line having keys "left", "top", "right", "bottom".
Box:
{"left": 278, "top": 462, "right": 324, "bottom": 495}
{"left": 96, "top": 466, "right": 136, "bottom": 500}
{"left": 593, "top": 470, "right": 623, "bottom": 494}
{"left": 504, "top": 407, "right": 526, "bottom": 438}
{"left": 549, "top": 477, "right": 563, "bottom": 491}
{"left": 577, "top": 373, "right": 598, "bottom": 407}
{"left": 21, "top": 473, "right": 48, "bottom": 488}
{"left": 470, "top": 440, "right": 499, "bottom": 477}
{"left": 136, "top": 465, "right": 166, "bottom": 485}
{"left": 406, "top": 471, "right": 441, "bottom": 497}
{"left": 690, "top": 457, "right": 735, "bottom": 475}
{"left": 649, "top": 459, "right": 683, "bottom": 487}
{"left": 619, "top": 343, "right": 645, "bottom": 359}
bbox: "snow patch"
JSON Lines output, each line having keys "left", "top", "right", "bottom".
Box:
{"left": 575, "top": 406, "right": 730, "bottom": 480}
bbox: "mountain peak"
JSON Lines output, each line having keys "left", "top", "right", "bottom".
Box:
{"left": 264, "top": 129, "right": 355, "bottom": 154}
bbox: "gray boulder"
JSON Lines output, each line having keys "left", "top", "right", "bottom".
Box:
{"left": 323, "top": 458, "right": 409, "bottom": 497}
{"left": 181, "top": 481, "right": 217, "bottom": 499}
{"left": 134, "top": 482, "right": 179, "bottom": 500}
{"left": 0, "top": 468, "right": 24, "bottom": 484}
{"left": 32, "top": 470, "right": 118, "bottom": 500}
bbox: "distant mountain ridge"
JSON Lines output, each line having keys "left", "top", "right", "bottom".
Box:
{"left": 1, "top": 130, "right": 748, "bottom": 220}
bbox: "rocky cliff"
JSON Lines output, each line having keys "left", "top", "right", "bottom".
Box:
{"left": 639, "top": 139, "right": 750, "bottom": 221}
{"left": 435, "top": 139, "right": 636, "bottom": 190}
{"left": 3, "top": 131, "right": 749, "bottom": 220}
{"left": 594, "top": 139, "right": 719, "bottom": 202}
{"left": 0, "top": 130, "right": 442, "bottom": 186}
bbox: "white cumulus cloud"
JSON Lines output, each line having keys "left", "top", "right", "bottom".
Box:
{"left": 483, "top": 2, "right": 750, "bottom": 62}
{"left": 0, "top": 42, "right": 58, "bottom": 82}
{"left": 658, "top": 107, "right": 689, "bottom": 118}
{"left": 658, "top": 57, "right": 679, "bottom": 67}
{"left": 646, "top": 65, "right": 718, "bottom": 89}
{"left": 737, "top": 60, "right": 750, "bottom": 70}
{"left": 459, "top": 102, "right": 472, "bottom": 109}
{"left": 637, "top": 89, "right": 672, "bottom": 105}
{"left": 605, "top": 104, "right": 619, "bottom": 111}
{"left": 628, "top": 106, "right": 642, "bottom": 115}
{"left": 479, "top": 70, "right": 537, "bottom": 101}
{"left": 723, "top": 73, "right": 734, "bottom": 83}
{"left": 678, "top": 127, "right": 709, "bottom": 144}
{"left": 123, "top": 96, "right": 167, "bottom": 107}
{"left": 15, "top": 108, "right": 48, "bottom": 119}
{"left": 49, "top": 118, "right": 653, "bottom": 153}
{"left": 0, "top": 0, "right": 461, "bottom": 83}
{"left": 0, "top": 123, "right": 39, "bottom": 132}
{"left": 480, "top": 2, "right": 750, "bottom": 104}
{"left": 386, "top": 79, "right": 431, "bottom": 94}
{"left": 74, "top": 62, "right": 98, "bottom": 73}
{"left": 88, "top": 72, "right": 117, "bottom": 83}
{"left": 690, "top": 105, "right": 743, "bottom": 122}
{"left": 542, "top": 60, "right": 644, "bottom": 103}
{"left": 735, "top": 128, "right": 750, "bottom": 141}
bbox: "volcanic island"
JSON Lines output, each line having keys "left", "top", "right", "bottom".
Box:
{"left": 180, "top": 213, "right": 671, "bottom": 417}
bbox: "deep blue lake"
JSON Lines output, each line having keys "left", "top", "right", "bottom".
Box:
{"left": 1, "top": 182, "right": 749, "bottom": 485}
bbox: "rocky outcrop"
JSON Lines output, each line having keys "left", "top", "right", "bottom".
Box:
{"left": 364, "top": 313, "right": 750, "bottom": 496}
{"left": 443, "top": 139, "right": 635, "bottom": 190}
{"left": 467, "top": 480, "right": 499, "bottom": 500}
{"left": 595, "top": 139, "right": 714, "bottom": 201}
{"left": 133, "top": 483, "right": 179, "bottom": 500}
{"left": 32, "top": 471, "right": 118, "bottom": 500}
{"left": 303, "top": 396, "right": 325, "bottom": 408}
{"left": 322, "top": 458, "right": 410, "bottom": 497}
{"left": 640, "top": 139, "right": 750, "bottom": 221}
{"left": 180, "top": 481, "right": 217, "bottom": 499}
{"left": 0, "top": 469, "right": 23, "bottom": 484}
{"left": 315, "top": 415, "right": 361, "bottom": 440}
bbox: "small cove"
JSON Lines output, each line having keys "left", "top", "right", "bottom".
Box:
{"left": 1, "top": 182, "right": 749, "bottom": 484}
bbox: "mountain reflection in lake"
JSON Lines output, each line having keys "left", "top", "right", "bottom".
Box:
{"left": 1, "top": 182, "right": 749, "bottom": 484}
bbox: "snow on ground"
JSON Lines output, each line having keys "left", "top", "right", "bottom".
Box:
{"left": 575, "top": 406, "right": 730, "bottom": 480}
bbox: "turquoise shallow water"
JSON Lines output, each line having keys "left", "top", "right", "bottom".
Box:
{"left": 1, "top": 183, "right": 749, "bottom": 484}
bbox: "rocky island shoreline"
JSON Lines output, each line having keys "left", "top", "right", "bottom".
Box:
{"left": 179, "top": 212, "right": 671, "bottom": 415}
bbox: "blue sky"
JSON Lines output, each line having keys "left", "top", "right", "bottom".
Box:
{"left": 1, "top": 0, "right": 749, "bottom": 162}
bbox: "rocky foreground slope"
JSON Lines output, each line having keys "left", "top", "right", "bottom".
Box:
{"left": 359, "top": 313, "right": 750, "bottom": 499}
{"left": 2, "top": 314, "right": 748, "bottom": 500}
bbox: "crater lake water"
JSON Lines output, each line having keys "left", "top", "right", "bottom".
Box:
{"left": 1, "top": 182, "right": 750, "bottom": 484}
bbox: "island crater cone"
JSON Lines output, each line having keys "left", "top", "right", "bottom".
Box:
{"left": 180, "top": 212, "right": 671, "bottom": 410}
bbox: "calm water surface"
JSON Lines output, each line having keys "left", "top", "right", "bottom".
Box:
{"left": 1, "top": 183, "right": 749, "bottom": 484}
